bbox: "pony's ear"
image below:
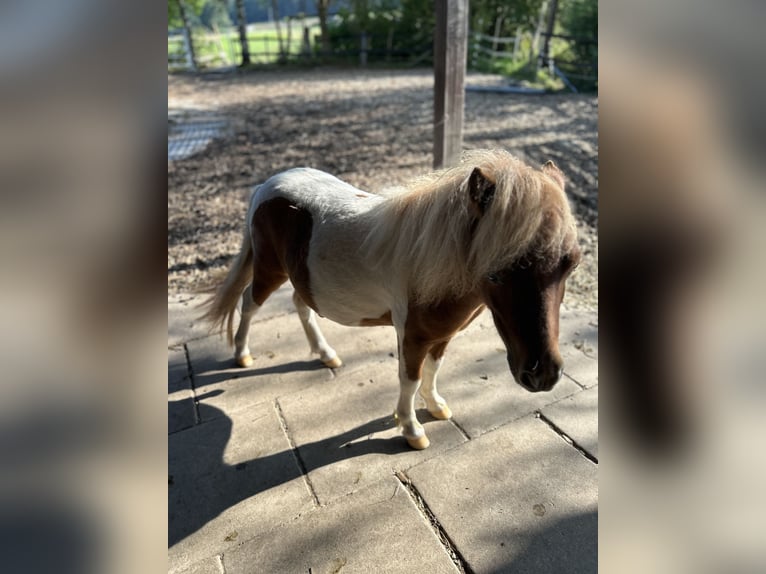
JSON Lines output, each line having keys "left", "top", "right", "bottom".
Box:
{"left": 468, "top": 167, "right": 496, "bottom": 216}
{"left": 542, "top": 160, "right": 566, "bottom": 190}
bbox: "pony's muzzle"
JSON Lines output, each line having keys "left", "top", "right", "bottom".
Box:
{"left": 517, "top": 359, "right": 564, "bottom": 393}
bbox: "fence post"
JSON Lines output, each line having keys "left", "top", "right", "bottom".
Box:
{"left": 433, "top": 0, "right": 468, "bottom": 169}
{"left": 302, "top": 26, "right": 311, "bottom": 57}
{"left": 513, "top": 27, "right": 521, "bottom": 60}
{"left": 360, "top": 32, "right": 368, "bottom": 66}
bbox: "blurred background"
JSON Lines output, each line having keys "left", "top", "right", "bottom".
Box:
{"left": 0, "top": 0, "right": 765, "bottom": 572}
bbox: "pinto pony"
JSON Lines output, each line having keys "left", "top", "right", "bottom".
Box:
{"left": 202, "top": 150, "right": 580, "bottom": 449}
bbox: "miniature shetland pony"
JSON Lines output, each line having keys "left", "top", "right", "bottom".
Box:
{"left": 202, "top": 150, "right": 580, "bottom": 449}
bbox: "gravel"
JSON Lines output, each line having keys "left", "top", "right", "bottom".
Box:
{"left": 168, "top": 68, "right": 597, "bottom": 310}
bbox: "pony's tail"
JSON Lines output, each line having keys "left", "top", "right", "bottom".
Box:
{"left": 199, "top": 225, "right": 254, "bottom": 347}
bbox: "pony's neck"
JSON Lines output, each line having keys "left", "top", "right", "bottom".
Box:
{"left": 362, "top": 178, "right": 477, "bottom": 305}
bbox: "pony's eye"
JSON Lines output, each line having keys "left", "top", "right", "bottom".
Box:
{"left": 488, "top": 273, "right": 502, "bottom": 284}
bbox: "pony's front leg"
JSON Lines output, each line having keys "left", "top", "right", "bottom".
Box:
{"left": 395, "top": 334, "right": 430, "bottom": 450}
{"left": 419, "top": 341, "right": 452, "bottom": 420}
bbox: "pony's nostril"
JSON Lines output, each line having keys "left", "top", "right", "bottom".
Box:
{"left": 520, "top": 371, "right": 536, "bottom": 390}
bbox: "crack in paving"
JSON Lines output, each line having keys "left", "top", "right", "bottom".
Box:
{"left": 563, "top": 371, "right": 587, "bottom": 390}
{"left": 448, "top": 417, "right": 471, "bottom": 441}
{"left": 535, "top": 411, "right": 598, "bottom": 464}
{"left": 394, "top": 470, "right": 473, "bottom": 574}
{"left": 183, "top": 343, "right": 201, "bottom": 424}
{"left": 274, "top": 399, "right": 321, "bottom": 507}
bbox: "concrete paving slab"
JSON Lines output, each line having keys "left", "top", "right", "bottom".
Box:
{"left": 168, "top": 401, "right": 314, "bottom": 572}
{"left": 169, "top": 348, "right": 197, "bottom": 434}
{"left": 558, "top": 309, "right": 598, "bottom": 388}
{"left": 278, "top": 362, "right": 468, "bottom": 504}
{"left": 169, "top": 348, "right": 189, "bottom": 392}
{"left": 168, "top": 284, "right": 296, "bottom": 347}
{"left": 185, "top": 321, "right": 334, "bottom": 423}
{"left": 541, "top": 385, "right": 598, "bottom": 459}
{"left": 407, "top": 415, "right": 597, "bottom": 574}
{"left": 222, "top": 476, "right": 460, "bottom": 574}
{"left": 169, "top": 390, "right": 197, "bottom": 435}
{"left": 430, "top": 311, "right": 582, "bottom": 439}
{"left": 315, "top": 320, "right": 399, "bottom": 378}
{"left": 171, "top": 556, "right": 221, "bottom": 574}
{"left": 168, "top": 294, "right": 214, "bottom": 347}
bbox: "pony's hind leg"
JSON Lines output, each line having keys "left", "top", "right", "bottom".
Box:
{"left": 419, "top": 341, "right": 452, "bottom": 420}
{"left": 233, "top": 263, "right": 288, "bottom": 368}
{"left": 233, "top": 285, "right": 259, "bottom": 367}
{"left": 292, "top": 291, "right": 342, "bottom": 368}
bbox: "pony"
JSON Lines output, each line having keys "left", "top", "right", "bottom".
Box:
{"left": 202, "top": 149, "right": 581, "bottom": 449}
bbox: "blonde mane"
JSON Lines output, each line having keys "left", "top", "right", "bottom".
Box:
{"left": 361, "top": 149, "right": 578, "bottom": 304}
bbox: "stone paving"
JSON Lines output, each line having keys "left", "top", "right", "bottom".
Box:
{"left": 168, "top": 284, "right": 598, "bottom": 574}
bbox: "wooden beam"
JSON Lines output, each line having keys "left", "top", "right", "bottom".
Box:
{"left": 433, "top": 0, "right": 469, "bottom": 169}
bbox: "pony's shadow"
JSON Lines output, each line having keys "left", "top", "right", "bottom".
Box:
{"left": 169, "top": 391, "right": 423, "bottom": 548}
{"left": 193, "top": 358, "right": 326, "bottom": 389}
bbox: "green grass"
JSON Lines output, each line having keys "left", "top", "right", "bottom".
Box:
{"left": 169, "top": 26, "right": 322, "bottom": 68}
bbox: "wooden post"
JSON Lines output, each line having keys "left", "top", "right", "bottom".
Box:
{"left": 434, "top": 0, "right": 468, "bottom": 169}
{"left": 433, "top": 0, "right": 469, "bottom": 169}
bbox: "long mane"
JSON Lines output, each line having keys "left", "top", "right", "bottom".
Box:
{"left": 361, "top": 149, "right": 578, "bottom": 304}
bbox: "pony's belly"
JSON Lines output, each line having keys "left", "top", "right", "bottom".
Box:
{"left": 309, "top": 271, "right": 394, "bottom": 327}
{"left": 313, "top": 296, "right": 391, "bottom": 327}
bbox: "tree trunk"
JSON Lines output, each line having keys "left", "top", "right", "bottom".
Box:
{"left": 271, "top": 0, "right": 285, "bottom": 60}
{"left": 235, "top": 0, "right": 250, "bottom": 66}
{"left": 317, "top": 0, "right": 332, "bottom": 55}
{"left": 540, "top": 0, "right": 558, "bottom": 70}
{"left": 177, "top": 0, "right": 198, "bottom": 71}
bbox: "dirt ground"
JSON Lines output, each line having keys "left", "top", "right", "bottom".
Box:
{"left": 168, "top": 69, "right": 597, "bottom": 310}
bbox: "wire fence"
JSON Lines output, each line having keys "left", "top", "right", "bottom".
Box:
{"left": 169, "top": 22, "right": 596, "bottom": 91}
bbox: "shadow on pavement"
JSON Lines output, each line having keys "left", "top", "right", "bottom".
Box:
{"left": 169, "top": 391, "right": 425, "bottom": 548}
{"left": 487, "top": 510, "right": 597, "bottom": 574}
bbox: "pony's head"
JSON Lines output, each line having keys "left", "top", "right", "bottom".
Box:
{"left": 363, "top": 149, "right": 580, "bottom": 391}
{"left": 465, "top": 154, "right": 581, "bottom": 392}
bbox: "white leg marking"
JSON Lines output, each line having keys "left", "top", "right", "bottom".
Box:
{"left": 420, "top": 355, "right": 451, "bottom": 419}
{"left": 293, "top": 291, "right": 341, "bottom": 367}
{"left": 394, "top": 332, "right": 429, "bottom": 449}
{"left": 234, "top": 286, "right": 260, "bottom": 367}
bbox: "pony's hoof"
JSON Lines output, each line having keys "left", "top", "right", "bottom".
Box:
{"left": 236, "top": 354, "right": 254, "bottom": 368}
{"left": 406, "top": 435, "right": 430, "bottom": 450}
{"left": 323, "top": 356, "right": 343, "bottom": 369}
{"left": 429, "top": 405, "right": 452, "bottom": 420}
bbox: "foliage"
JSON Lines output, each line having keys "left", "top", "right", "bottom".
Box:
{"left": 326, "top": 0, "right": 433, "bottom": 62}
{"left": 168, "top": 0, "right": 207, "bottom": 30}
{"left": 556, "top": 0, "right": 597, "bottom": 90}
{"left": 470, "top": 0, "right": 545, "bottom": 38}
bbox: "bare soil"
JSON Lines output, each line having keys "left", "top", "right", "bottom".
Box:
{"left": 168, "top": 69, "right": 597, "bottom": 310}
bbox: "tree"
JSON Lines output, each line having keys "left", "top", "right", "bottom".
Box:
{"left": 270, "top": 0, "right": 286, "bottom": 61}
{"left": 168, "top": 0, "right": 205, "bottom": 70}
{"left": 316, "top": 0, "right": 333, "bottom": 54}
{"left": 470, "top": 0, "right": 545, "bottom": 38}
{"left": 235, "top": 0, "right": 251, "bottom": 65}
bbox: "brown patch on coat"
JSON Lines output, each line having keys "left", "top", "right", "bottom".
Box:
{"left": 402, "top": 294, "right": 485, "bottom": 380}
{"left": 251, "top": 197, "right": 318, "bottom": 310}
{"left": 359, "top": 310, "right": 393, "bottom": 326}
